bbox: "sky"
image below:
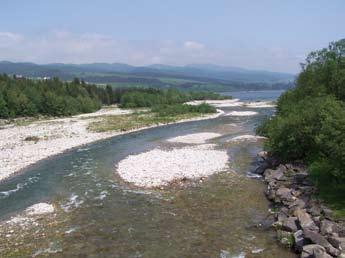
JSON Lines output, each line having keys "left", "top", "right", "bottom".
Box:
{"left": 0, "top": 0, "right": 344, "bottom": 73}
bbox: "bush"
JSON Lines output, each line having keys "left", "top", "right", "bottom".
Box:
{"left": 151, "top": 103, "right": 216, "bottom": 116}
{"left": 257, "top": 39, "right": 345, "bottom": 185}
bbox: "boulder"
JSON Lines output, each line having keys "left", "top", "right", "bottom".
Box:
{"left": 320, "top": 220, "right": 339, "bottom": 235}
{"left": 293, "top": 229, "right": 305, "bottom": 252}
{"left": 304, "top": 229, "right": 341, "bottom": 257}
{"left": 301, "top": 244, "right": 332, "bottom": 258}
{"left": 294, "top": 208, "right": 319, "bottom": 231}
{"left": 276, "top": 187, "right": 295, "bottom": 204}
{"left": 285, "top": 163, "right": 306, "bottom": 173}
{"left": 257, "top": 151, "right": 268, "bottom": 160}
{"left": 298, "top": 186, "right": 316, "bottom": 196}
{"left": 255, "top": 161, "right": 270, "bottom": 175}
{"left": 321, "top": 207, "right": 333, "bottom": 219}
{"left": 277, "top": 210, "right": 289, "bottom": 223}
{"left": 289, "top": 198, "right": 306, "bottom": 209}
{"left": 308, "top": 205, "right": 322, "bottom": 217}
{"left": 264, "top": 166, "right": 287, "bottom": 182}
{"left": 282, "top": 216, "right": 299, "bottom": 232}
{"left": 327, "top": 236, "right": 345, "bottom": 250}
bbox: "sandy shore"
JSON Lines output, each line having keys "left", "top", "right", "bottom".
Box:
{"left": 0, "top": 106, "right": 224, "bottom": 182}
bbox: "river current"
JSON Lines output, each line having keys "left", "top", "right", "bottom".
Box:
{"left": 0, "top": 90, "right": 296, "bottom": 257}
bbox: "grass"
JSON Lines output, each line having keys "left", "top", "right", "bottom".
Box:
{"left": 88, "top": 110, "right": 211, "bottom": 133}
{"left": 315, "top": 183, "right": 345, "bottom": 219}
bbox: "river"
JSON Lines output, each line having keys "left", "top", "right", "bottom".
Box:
{"left": 0, "top": 90, "right": 295, "bottom": 257}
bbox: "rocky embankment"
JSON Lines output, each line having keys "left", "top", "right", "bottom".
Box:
{"left": 256, "top": 152, "right": 345, "bottom": 258}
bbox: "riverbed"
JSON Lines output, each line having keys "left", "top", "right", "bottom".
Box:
{"left": 0, "top": 90, "right": 296, "bottom": 257}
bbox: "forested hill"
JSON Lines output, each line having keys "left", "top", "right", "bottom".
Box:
{"left": 0, "top": 61, "right": 295, "bottom": 92}
{"left": 0, "top": 75, "right": 226, "bottom": 118}
{"left": 257, "top": 39, "right": 345, "bottom": 214}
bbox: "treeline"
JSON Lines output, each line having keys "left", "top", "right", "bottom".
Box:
{"left": 0, "top": 76, "right": 103, "bottom": 118}
{"left": 0, "top": 75, "right": 227, "bottom": 118}
{"left": 151, "top": 103, "right": 216, "bottom": 116}
{"left": 257, "top": 39, "right": 345, "bottom": 187}
{"left": 118, "top": 88, "right": 226, "bottom": 108}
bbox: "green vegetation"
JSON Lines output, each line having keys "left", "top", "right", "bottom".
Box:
{"left": 0, "top": 74, "right": 226, "bottom": 119}
{"left": 0, "top": 76, "right": 102, "bottom": 118}
{"left": 257, "top": 39, "right": 345, "bottom": 215}
{"left": 88, "top": 104, "right": 216, "bottom": 133}
{"left": 119, "top": 88, "right": 227, "bottom": 108}
{"left": 151, "top": 103, "right": 216, "bottom": 116}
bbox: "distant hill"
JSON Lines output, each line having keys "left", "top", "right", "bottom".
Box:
{"left": 0, "top": 61, "right": 295, "bottom": 91}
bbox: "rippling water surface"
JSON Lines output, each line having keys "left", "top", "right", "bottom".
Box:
{"left": 0, "top": 90, "right": 295, "bottom": 257}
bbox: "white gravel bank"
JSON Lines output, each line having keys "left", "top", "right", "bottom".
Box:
{"left": 4, "top": 202, "right": 55, "bottom": 227}
{"left": 225, "top": 111, "right": 258, "bottom": 116}
{"left": 116, "top": 145, "right": 229, "bottom": 187}
{"left": 185, "top": 99, "right": 244, "bottom": 107}
{"left": 25, "top": 202, "right": 55, "bottom": 216}
{"left": 228, "top": 134, "right": 267, "bottom": 142}
{"left": 0, "top": 107, "right": 224, "bottom": 182}
{"left": 244, "top": 101, "right": 276, "bottom": 108}
{"left": 167, "top": 132, "right": 222, "bottom": 144}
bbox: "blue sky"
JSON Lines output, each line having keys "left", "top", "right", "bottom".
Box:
{"left": 0, "top": 0, "right": 344, "bottom": 73}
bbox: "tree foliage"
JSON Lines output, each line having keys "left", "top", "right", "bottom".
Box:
{"left": 0, "top": 75, "right": 227, "bottom": 118}
{"left": 257, "top": 39, "right": 345, "bottom": 183}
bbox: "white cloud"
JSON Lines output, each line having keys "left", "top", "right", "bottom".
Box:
{"left": 0, "top": 31, "right": 303, "bottom": 73}
{"left": 183, "top": 41, "right": 205, "bottom": 50}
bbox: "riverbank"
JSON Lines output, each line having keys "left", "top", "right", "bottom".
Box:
{"left": 255, "top": 153, "right": 345, "bottom": 257}
{"left": 0, "top": 106, "right": 224, "bottom": 183}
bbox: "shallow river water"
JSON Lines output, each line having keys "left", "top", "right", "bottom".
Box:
{"left": 0, "top": 90, "right": 296, "bottom": 257}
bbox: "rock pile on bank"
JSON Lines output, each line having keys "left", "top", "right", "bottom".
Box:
{"left": 255, "top": 152, "right": 345, "bottom": 258}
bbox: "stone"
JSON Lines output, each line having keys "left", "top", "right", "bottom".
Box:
{"left": 285, "top": 163, "right": 306, "bottom": 172}
{"left": 265, "top": 156, "right": 280, "bottom": 167}
{"left": 282, "top": 216, "right": 299, "bottom": 232}
{"left": 301, "top": 244, "right": 332, "bottom": 258}
{"left": 294, "top": 208, "right": 319, "bottom": 231}
{"left": 320, "top": 220, "right": 339, "bottom": 235}
{"left": 304, "top": 230, "right": 341, "bottom": 257}
{"left": 321, "top": 207, "right": 333, "bottom": 219}
{"left": 298, "top": 186, "right": 316, "bottom": 195}
{"left": 293, "top": 229, "right": 305, "bottom": 252}
{"left": 313, "top": 216, "right": 321, "bottom": 227}
{"left": 292, "top": 172, "right": 309, "bottom": 185}
{"left": 264, "top": 166, "right": 287, "bottom": 182}
{"left": 255, "top": 161, "right": 270, "bottom": 175}
{"left": 276, "top": 187, "right": 294, "bottom": 204}
{"left": 277, "top": 230, "right": 294, "bottom": 247}
{"left": 289, "top": 198, "right": 306, "bottom": 209}
{"left": 257, "top": 151, "right": 268, "bottom": 160}
{"left": 277, "top": 210, "right": 288, "bottom": 222}
{"left": 291, "top": 189, "right": 302, "bottom": 197}
{"left": 327, "top": 236, "right": 345, "bottom": 250}
{"left": 308, "top": 205, "right": 322, "bottom": 217}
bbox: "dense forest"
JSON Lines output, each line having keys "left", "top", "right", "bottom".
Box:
{"left": 0, "top": 74, "right": 226, "bottom": 118}
{"left": 257, "top": 39, "right": 345, "bottom": 206}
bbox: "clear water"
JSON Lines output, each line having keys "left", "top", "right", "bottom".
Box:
{"left": 0, "top": 90, "right": 295, "bottom": 257}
